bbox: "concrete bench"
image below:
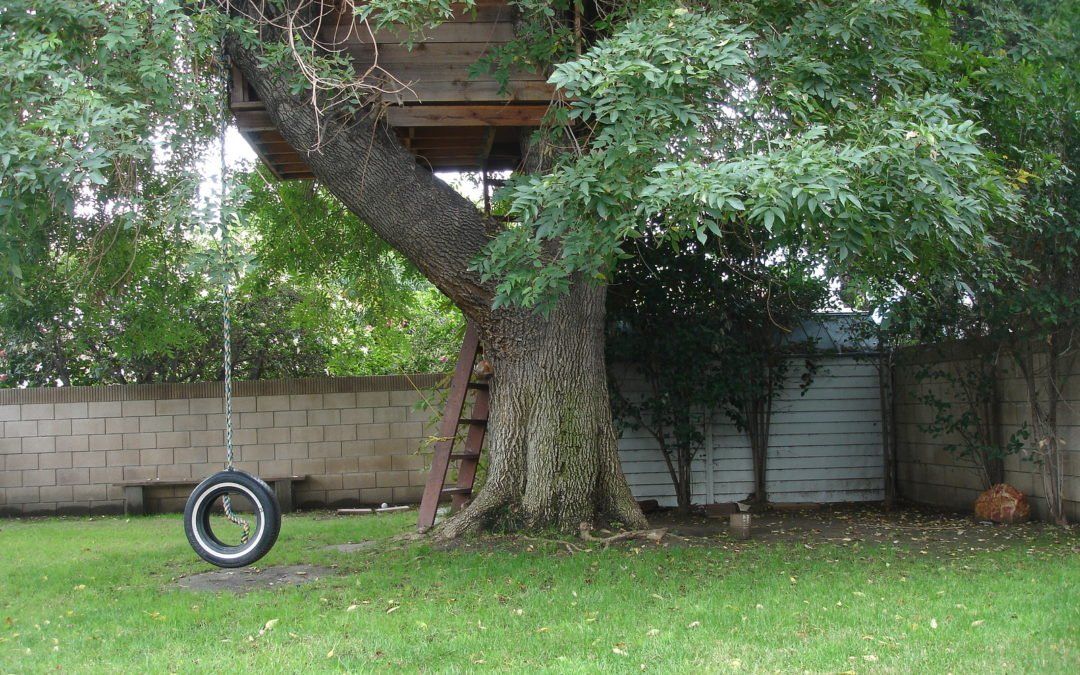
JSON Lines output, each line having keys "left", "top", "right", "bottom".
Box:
{"left": 116, "top": 475, "right": 305, "bottom": 516}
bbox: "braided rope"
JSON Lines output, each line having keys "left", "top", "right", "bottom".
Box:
{"left": 217, "top": 48, "right": 250, "bottom": 544}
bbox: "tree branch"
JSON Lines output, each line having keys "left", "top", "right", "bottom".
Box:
{"left": 223, "top": 7, "right": 496, "bottom": 318}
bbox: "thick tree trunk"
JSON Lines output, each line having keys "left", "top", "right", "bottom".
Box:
{"left": 441, "top": 283, "right": 647, "bottom": 536}
{"left": 225, "top": 19, "right": 646, "bottom": 535}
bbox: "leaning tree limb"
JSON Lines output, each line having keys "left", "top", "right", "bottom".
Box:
{"left": 223, "top": 2, "right": 495, "bottom": 320}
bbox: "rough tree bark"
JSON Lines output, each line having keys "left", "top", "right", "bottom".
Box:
{"left": 439, "top": 283, "right": 647, "bottom": 535}
{"left": 226, "top": 24, "right": 647, "bottom": 535}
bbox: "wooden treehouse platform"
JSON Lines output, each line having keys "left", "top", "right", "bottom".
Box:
{"left": 230, "top": 0, "right": 555, "bottom": 179}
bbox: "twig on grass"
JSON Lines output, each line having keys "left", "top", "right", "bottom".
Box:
{"left": 578, "top": 522, "right": 668, "bottom": 547}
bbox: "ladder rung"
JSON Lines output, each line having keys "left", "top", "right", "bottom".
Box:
{"left": 466, "top": 381, "right": 489, "bottom": 390}
{"left": 459, "top": 417, "right": 488, "bottom": 425}
{"left": 449, "top": 452, "right": 481, "bottom": 461}
{"left": 441, "top": 487, "right": 472, "bottom": 496}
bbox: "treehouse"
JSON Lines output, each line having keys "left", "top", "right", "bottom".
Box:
{"left": 230, "top": 1, "right": 556, "bottom": 179}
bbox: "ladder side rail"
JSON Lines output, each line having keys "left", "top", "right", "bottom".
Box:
{"left": 417, "top": 322, "right": 480, "bottom": 530}
{"left": 451, "top": 389, "right": 490, "bottom": 510}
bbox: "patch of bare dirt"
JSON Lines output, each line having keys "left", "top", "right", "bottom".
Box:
{"left": 317, "top": 503, "right": 1076, "bottom": 559}
{"left": 175, "top": 564, "right": 335, "bottom": 593}
{"left": 650, "top": 502, "right": 1075, "bottom": 552}
{"left": 401, "top": 503, "right": 1076, "bottom": 555}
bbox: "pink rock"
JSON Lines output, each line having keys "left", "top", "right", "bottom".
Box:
{"left": 974, "top": 484, "right": 1031, "bottom": 524}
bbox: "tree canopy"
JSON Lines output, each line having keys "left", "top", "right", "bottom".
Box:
{"left": 477, "top": 1, "right": 1017, "bottom": 313}
{"left": 0, "top": 0, "right": 1039, "bottom": 317}
{"left": 0, "top": 159, "right": 462, "bottom": 387}
{"left": 0, "top": 2, "right": 462, "bottom": 386}
{"left": 4, "top": 0, "right": 1060, "bottom": 342}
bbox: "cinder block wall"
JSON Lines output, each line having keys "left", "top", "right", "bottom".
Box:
{"left": 0, "top": 375, "right": 442, "bottom": 516}
{"left": 894, "top": 342, "right": 1078, "bottom": 521}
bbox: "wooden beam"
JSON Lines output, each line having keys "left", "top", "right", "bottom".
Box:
{"left": 478, "top": 126, "right": 497, "bottom": 167}
{"left": 380, "top": 79, "right": 553, "bottom": 105}
{"left": 234, "top": 110, "right": 277, "bottom": 132}
{"left": 230, "top": 64, "right": 250, "bottom": 106}
{"left": 264, "top": 161, "right": 313, "bottom": 171}
{"left": 410, "top": 138, "right": 495, "bottom": 151}
{"left": 361, "top": 64, "right": 546, "bottom": 84}
{"left": 395, "top": 126, "right": 487, "bottom": 140}
{"left": 229, "top": 100, "right": 266, "bottom": 112}
{"left": 339, "top": 43, "right": 507, "bottom": 66}
{"left": 253, "top": 145, "right": 306, "bottom": 158}
{"left": 325, "top": 21, "right": 516, "bottom": 46}
{"left": 251, "top": 140, "right": 297, "bottom": 153}
{"left": 386, "top": 104, "right": 549, "bottom": 127}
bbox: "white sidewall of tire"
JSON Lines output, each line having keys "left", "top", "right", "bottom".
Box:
{"left": 190, "top": 482, "right": 267, "bottom": 561}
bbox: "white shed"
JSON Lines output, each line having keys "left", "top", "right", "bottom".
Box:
{"left": 616, "top": 315, "right": 886, "bottom": 507}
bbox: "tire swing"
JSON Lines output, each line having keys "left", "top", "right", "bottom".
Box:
{"left": 183, "top": 52, "right": 281, "bottom": 568}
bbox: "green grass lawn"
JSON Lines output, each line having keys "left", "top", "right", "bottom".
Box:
{"left": 0, "top": 512, "right": 1076, "bottom": 673}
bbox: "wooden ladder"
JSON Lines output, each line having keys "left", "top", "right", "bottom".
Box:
{"left": 417, "top": 322, "right": 489, "bottom": 531}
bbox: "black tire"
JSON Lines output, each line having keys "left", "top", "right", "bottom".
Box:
{"left": 184, "top": 470, "right": 281, "bottom": 568}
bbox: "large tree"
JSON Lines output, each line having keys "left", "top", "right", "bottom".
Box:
{"left": 2, "top": 0, "right": 1018, "bottom": 534}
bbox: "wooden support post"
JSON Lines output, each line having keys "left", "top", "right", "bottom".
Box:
{"left": 272, "top": 478, "right": 294, "bottom": 513}
{"left": 123, "top": 486, "right": 145, "bottom": 517}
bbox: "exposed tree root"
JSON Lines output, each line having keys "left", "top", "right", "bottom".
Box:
{"left": 521, "top": 535, "right": 589, "bottom": 554}
{"left": 517, "top": 524, "right": 668, "bottom": 554}
{"left": 577, "top": 522, "right": 668, "bottom": 546}
{"left": 428, "top": 497, "right": 666, "bottom": 550}
{"left": 429, "top": 484, "right": 512, "bottom": 541}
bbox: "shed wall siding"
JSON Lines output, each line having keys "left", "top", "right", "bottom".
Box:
{"left": 615, "top": 356, "right": 885, "bottom": 507}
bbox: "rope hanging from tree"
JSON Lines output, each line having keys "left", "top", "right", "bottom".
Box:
{"left": 183, "top": 45, "right": 281, "bottom": 569}
{"left": 215, "top": 49, "right": 250, "bottom": 544}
